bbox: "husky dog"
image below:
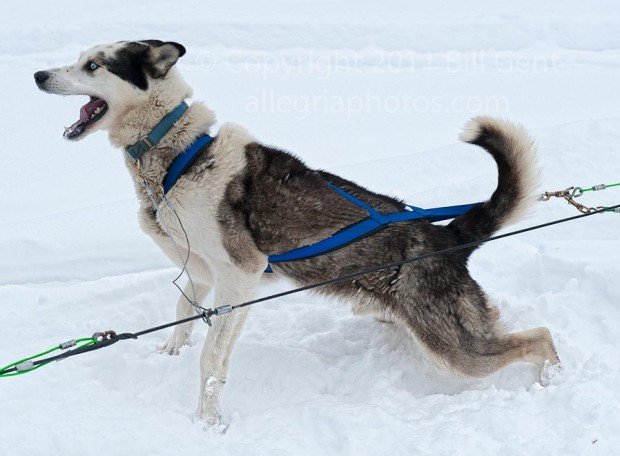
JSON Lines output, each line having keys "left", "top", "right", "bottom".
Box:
{"left": 35, "top": 40, "right": 559, "bottom": 427}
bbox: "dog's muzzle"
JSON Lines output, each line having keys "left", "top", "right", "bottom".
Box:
{"left": 34, "top": 71, "right": 50, "bottom": 88}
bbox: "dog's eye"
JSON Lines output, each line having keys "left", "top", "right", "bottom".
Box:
{"left": 87, "top": 61, "right": 99, "bottom": 71}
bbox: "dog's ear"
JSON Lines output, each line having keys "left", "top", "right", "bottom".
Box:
{"left": 144, "top": 41, "right": 186, "bottom": 78}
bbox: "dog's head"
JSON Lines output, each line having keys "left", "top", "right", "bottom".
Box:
{"left": 34, "top": 40, "right": 186, "bottom": 141}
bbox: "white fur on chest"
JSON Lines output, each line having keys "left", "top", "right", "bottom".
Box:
{"left": 155, "top": 196, "right": 227, "bottom": 263}
{"left": 146, "top": 123, "right": 255, "bottom": 268}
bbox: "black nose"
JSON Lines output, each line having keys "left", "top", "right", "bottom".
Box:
{"left": 34, "top": 71, "right": 49, "bottom": 84}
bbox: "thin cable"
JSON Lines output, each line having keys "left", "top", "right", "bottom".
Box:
{"left": 231, "top": 203, "right": 620, "bottom": 311}
{"left": 580, "top": 182, "right": 620, "bottom": 192}
{"left": 2, "top": 203, "right": 618, "bottom": 377}
{"left": 0, "top": 338, "right": 98, "bottom": 377}
{"left": 142, "top": 180, "right": 206, "bottom": 313}
{"left": 163, "top": 195, "right": 200, "bottom": 306}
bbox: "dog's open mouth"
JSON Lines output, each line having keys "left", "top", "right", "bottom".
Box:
{"left": 64, "top": 96, "right": 108, "bottom": 140}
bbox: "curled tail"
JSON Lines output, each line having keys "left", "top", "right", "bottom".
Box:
{"left": 448, "top": 116, "right": 539, "bottom": 253}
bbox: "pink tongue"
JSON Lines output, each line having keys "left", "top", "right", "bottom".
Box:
{"left": 68, "top": 98, "right": 106, "bottom": 131}
{"left": 79, "top": 98, "right": 106, "bottom": 122}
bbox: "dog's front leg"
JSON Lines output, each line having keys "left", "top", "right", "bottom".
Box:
{"left": 159, "top": 275, "right": 212, "bottom": 355}
{"left": 196, "top": 263, "right": 261, "bottom": 427}
{"left": 151, "top": 246, "right": 213, "bottom": 355}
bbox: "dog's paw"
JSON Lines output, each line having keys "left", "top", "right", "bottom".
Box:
{"left": 158, "top": 330, "right": 189, "bottom": 355}
{"left": 196, "top": 376, "right": 226, "bottom": 430}
{"left": 194, "top": 414, "right": 229, "bottom": 433}
{"left": 194, "top": 412, "right": 220, "bottom": 427}
{"left": 539, "top": 359, "right": 563, "bottom": 387}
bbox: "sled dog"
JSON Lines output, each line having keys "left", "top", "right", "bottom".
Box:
{"left": 35, "top": 40, "right": 560, "bottom": 426}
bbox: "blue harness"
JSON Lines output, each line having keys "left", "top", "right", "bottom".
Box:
{"left": 125, "top": 100, "right": 215, "bottom": 195}
{"left": 127, "top": 101, "right": 479, "bottom": 273}
{"left": 264, "top": 184, "right": 477, "bottom": 272}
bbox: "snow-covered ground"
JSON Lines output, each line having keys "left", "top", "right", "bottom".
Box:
{"left": 1, "top": 1, "right": 620, "bottom": 454}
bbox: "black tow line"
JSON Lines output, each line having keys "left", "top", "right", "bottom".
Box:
{"left": 1, "top": 203, "right": 618, "bottom": 376}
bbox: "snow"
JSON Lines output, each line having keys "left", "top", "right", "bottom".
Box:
{"left": 1, "top": 1, "right": 619, "bottom": 454}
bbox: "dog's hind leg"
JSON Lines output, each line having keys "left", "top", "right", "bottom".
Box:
{"left": 401, "top": 301, "right": 559, "bottom": 382}
{"left": 351, "top": 295, "right": 397, "bottom": 324}
{"left": 395, "top": 263, "right": 560, "bottom": 383}
{"left": 196, "top": 262, "right": 263, "bottom": 428}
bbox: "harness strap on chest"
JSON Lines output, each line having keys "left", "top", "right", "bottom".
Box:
{"left": 123, "top": 99, "right": 213, "bottom": 194}
{"left": 143, "top": 100, "right": 478, "bottom": 273}
{"left": 163, "top": 135, "right": 214, "bottom": 194}
{"left": 265, "top": 182, "right": 479, "bottom": 272}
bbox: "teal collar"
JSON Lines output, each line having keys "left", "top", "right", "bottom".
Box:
{"left": 125, "top": 101, "right": 189, "bottom": 161}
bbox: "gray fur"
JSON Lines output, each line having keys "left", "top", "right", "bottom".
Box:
{"left": 35, "top": 41, "right": 560, "bottom": 427}
{"left": 219, "top": 139, "right": 559, "bottom": 378}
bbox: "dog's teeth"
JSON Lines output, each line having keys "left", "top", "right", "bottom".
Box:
{"left": 91, "top": 107, "right": 103, "bottom": 118}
